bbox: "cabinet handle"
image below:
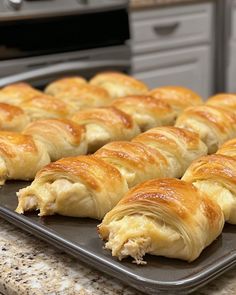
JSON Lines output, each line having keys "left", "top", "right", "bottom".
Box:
{"left": 153, "top": 22, "right": 180, "bottom": 35}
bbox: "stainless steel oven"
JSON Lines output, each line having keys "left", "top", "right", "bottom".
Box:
{"left": 0, "top": 0, "right": 131, "bottom": 87}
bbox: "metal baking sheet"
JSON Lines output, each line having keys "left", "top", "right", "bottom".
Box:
{"left": 0, "top": 181, "right": 236, "bottom": 294}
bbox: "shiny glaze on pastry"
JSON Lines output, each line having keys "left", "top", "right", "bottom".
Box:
{"left": 23, "top": 118, "right": 87, "bottom": 161}
{"left": 72, "top": 107, "right": 140, "bottom": 153}
{"left": 0, "top": 83, "right": 46, "bottom": 105}
{"left": 90, "top": 72, "right": 149, "bottom": 98}
{"left": 45, "top": 76, "right": 87, "bottom": 95}
{"left": 217, "top": 138, "right": 236, "bottom": 158}
{"left": 132, "top": 126, "right": 207, "bottom": 178}
{"left": 111, "top": 95, "right": 176, "bottom": 131}
{"left": 98, "top": 178, "right": 223, "bottom": 264}
{"left": 0, "top": 103, "right": 30, "bottom": 131}
{"left": 207, "top": 93, "right": 236, "bottom": 111}
{"left": 95, "top": 141, "right": 169, "bottom": 188}
{"left": 182, "top": 154, "right": 236, "bottom": 224}
{"left": 175, "top": 105, "right": 236, "bottom": 154}
{"left": 149, "top": 86, "right": 203, "bottom": 115}
{"left": 20, "top": 94, "right": 72, "bottom": 121}
{"left": 46, "top": 77, "right": 111, "bottom": 111}
{"left": 0, "top": 131, "right": 50, "bottom": 185}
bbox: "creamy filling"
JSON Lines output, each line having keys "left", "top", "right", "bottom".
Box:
{"left": 86, "top": 124, "right": 110, "bottom": 152}
{"left": 193, "top": 180, "right": 236, "bottom": 224}
{"left": 105, "top": 215, "right": 182, "bottom": 264}
{"left": 0, "top": 156, "right": 7, "bottom": 185}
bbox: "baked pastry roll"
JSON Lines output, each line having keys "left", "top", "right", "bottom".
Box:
{"left": 0, "top": 131, "right": 50, "bottom": 185}
{"left": 149, "top": 86, "right": 203, "bottom": 115}
{"left": 19, "top": 95, "right": 72, "bottom": 121}
{"left": 182, "top": 154, "right": 236, "bottom": 224}
{"left": 23, "top": 119, "right": 87, "bottom": 161}
{"left": 175, "top": 105, "right": 236, "bottom": 154}
{"left": 45, "top": 77, "right": 111, "bottom": 111}
{"left": 111, "top": 95, "right": 176, "bottom": 132}
{"left": 72, "top": 107, "right": 140, "bottom": 153}
{"left": 45, "top": 76, "right": 87, "bottom": 95}
{"left": 217, "top": 138, "right": 236, "bottom": 158}
{"left": 0, "top": 83, "right": 45, "bottom": 105}
{"left": 90, "top": 72, "right": 149, "bottom": 98}
{"left": 0, "top": 103, "right": 30, "bottom": 132}
{"left": 132, "top": 126, "right": 207, "bottom": 178}
{"left": 98, "top": 178, "right": 224, "bottom": 264}
{"left": 95, "top": 141, "right": 169, "bottom": 188}
{"left": 16, "top": 155, "right": 128, "bottom": 219}
{"left": 207, "top": 93, "right": 236, "bottom": 111}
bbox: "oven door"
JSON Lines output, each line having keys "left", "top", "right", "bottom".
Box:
{"left": 0, "top": 47, "right": 131, "bottom": 88}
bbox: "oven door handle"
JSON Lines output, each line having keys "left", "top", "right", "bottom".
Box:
{"left": 0, "top": 60, "right": 131, "bottom": 87}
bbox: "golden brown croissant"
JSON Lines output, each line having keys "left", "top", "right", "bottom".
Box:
{"left": 45, "top": 76, "right": 87, "bottom": 95}
{"left": 16, "top": 155, "right": 128, "bottom": 219}
{"left": 111, "top": 95, "right": 176, "bottom": 131}
{"left": 132, "top": 126, "right": 207, "bottom": 178}
{"left": 206, "top": 93, "right": 236, "bottom": 111}
{"left": 90, "top": 72, "right": 149, "bottom": 98}
{"left": 19, "top": 94, "right": 73, "bottom": 121}
{"left": 0, "top": 103, "right": 30, "bottom": 132}
{"left": 175, "top": 105, "right": 236, "bottom": 154}
{"left": 0, "top": 83, "right": 46, "bottom": 105}
{"left": 95, "top": 141, "right": 170, "bottom": 188}
{"left": 217, "top": 138, "right": 236, "bottom": 158}
{"left": 72, "top": 107, "right": 140, "bottom": 153}
{"left": 182, "top": 154, "right": 236, "bottom": 224}
{"left": 45, "top": 77, "right": 112, "bottom": 111}
{"left": 23, "top": 119, "right": 87, "bottom": 161}
{"left": 0, "top": 131, "right": 50, "bottom": 185}
{"left": 149, "top": 86, "right": 203, "bottom": 115}
{"left": 98, "top": 178, "right": 224, "bottom": 264}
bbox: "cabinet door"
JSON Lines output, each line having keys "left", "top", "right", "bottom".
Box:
{"left": 131, "top": 3, "right": 213, "bottom": 54}
{"left": 132, "top": 45, "right": 212, "bottom": 99}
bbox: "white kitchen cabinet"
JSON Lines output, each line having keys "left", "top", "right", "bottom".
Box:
{"left": 133, "top": 46, "right": 211, "bottom": 98}
{"left": 131, "top": 2, "right": 215, "bottom": 99}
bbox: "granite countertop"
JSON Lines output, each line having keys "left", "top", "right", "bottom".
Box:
{"left": 130, "top": 0, "right": 212, "bottom": 9}
{"left": 0, "top": 218, "right": 236, "bottom": 295}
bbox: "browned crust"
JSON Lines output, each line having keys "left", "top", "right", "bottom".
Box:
{"left": 0, "top": 131, "right": 38, "bottom": 158}
{"left": 36, "top": 155, "right": 123, "bottom": 191}
{"left": 72, "top": 107, "right": 134, "bottom": 129}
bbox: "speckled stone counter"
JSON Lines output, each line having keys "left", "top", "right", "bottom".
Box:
{"left": 0, "top": 218, "right": 236, "bottom": 295}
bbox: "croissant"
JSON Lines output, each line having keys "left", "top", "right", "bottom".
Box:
{"left": 0, "top": 103, "right": 30, "bottom": 132}
{"left": 90, "top": 72, "right": 149, "bottom": 98}
{"left": 0, "top": 131, "right": 50, "bottom": 185}
{"left": 98, "top": 178, "right": 224, "bottom": 264}
{"left": 45, "top": 76, "right": 87, "bottom": 95}
{"left": 132, "top": 126, "right": 207, "bottom": 178}
{"left": 19, "top": 95, "right": 73, "bottom": 121}
{"left": 182, "top": 154, "right": 236, "bottom": 224}
{"left": 72, "top": 107, "right": 140, "bottom": 153}
{"left": 149, "top": 86, "right": 203, "bottom": 115}
{"left": 45, "top": 77, "right": 112, "bottom": 111}
{"left": 0, "top": 83, "right": 46, "bottom": 105}
{"left": 217, "top": 138, "right": 236, "bottom": 158}
{"left": 111, "top": 95, "right": 176, "bottom": 131}
{"left": 23, "top": 119, "right": 87, "bottom": 161}
{"left": 207, "top": 93, "right": 236, "bottom": 111}
{"left": 95, "top": 141, "right": 170, "bottom": 188}
{"left": 175, "top": 105, "right": 236, "bottom": 154}
{"left": 16, "top": 155, "right": 128, "bottom": 219}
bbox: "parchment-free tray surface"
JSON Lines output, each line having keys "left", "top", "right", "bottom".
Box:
{"left": 0, "top": 181, "right": 236, "bottom": 294}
